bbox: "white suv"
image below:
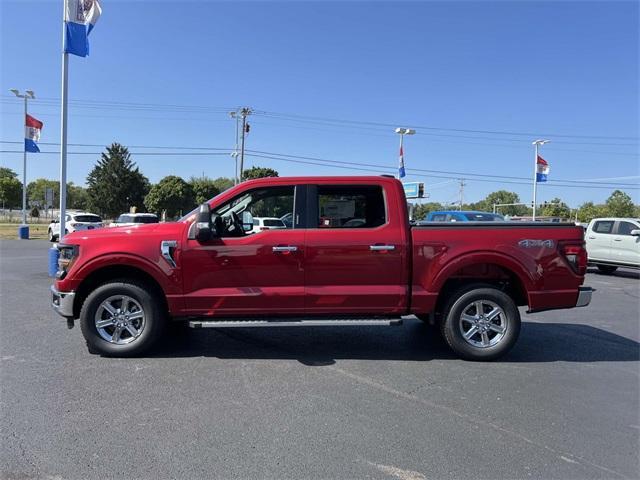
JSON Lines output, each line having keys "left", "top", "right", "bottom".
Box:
{"left": 249, "top": 217, "right": 287, "bottom": 234}
{"left": 586, "top": 218, "right": 640, "bottom": 273}
{"left": 48, "top": 212, "right": 103, "bottom": 242}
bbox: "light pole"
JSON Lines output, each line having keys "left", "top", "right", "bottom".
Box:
{"left": 10, "top": 89, "right": 35, "bottom": 226}
{"left": 229, "top": 110, "right": 240, "bottom": 184}
{"left": 395, "top": 127, "right": 415, "bottom": 179}
{"left": 531, "top": 139, "right": 550, "bottom": 220}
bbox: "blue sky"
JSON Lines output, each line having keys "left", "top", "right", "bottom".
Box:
{"left": 1, "top": 0, "right": 638, "bottom": 207}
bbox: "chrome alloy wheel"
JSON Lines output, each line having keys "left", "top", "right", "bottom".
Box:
{"left": 458, "top": 300, "right": 507, "bottom": 348}
{"left": 94, "top": 295, "right": 146, "bottom": 345}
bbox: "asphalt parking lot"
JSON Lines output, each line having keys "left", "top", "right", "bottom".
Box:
{"left": 1, "top": 239, "right": 638, "bottom": 480}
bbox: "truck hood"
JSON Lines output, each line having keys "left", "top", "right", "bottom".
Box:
{"left": 62, "top": 221, "right": 187, "bottom": 243}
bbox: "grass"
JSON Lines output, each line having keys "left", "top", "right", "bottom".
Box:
{"left": 0, "top": 223, "right": 49, "bottom": 240}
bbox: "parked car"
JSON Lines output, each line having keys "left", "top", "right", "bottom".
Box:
{"left": 109, "top": 213, "right": 159, "bottom": 228}
{"left": 48, "top": 212, "right": 103, "bottom": 242}
{"left": 424, "top": 210, "right": 505, "bottom": 222}
{"left": 585, "top": 217, "right": 640, "bottom": 273}
{"left": 51, "top": 176, "right": 591, "bottom": 360}
{"left": 249, "top": 217, "right": 287, "bottom": 234}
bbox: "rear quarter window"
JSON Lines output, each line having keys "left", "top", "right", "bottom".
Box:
{"left": 593, "top": 221, "right": 614, "bottom": 234}
{"left": 74, "top": 215, "right": 102, "bottom": 223}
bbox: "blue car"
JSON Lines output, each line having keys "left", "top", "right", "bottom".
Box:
{"left": 424, "top": 210, "right": 505, "bottom": 222}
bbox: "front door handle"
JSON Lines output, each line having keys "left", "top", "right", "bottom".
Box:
{"left": 273, "top": 246, "right": 298, "bottom": 253}
{"left": 588, "top": 236, "right": 596, "bottom": 239}
{"left": 613, "top": 238, "right": 622, "bottom": 242}
{"left": 370, "top": 245, "right": 395, "bottom": 251}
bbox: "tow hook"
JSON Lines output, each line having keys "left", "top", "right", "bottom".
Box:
{"left": 67, "top": 318, "right": 75, "bottom": 330}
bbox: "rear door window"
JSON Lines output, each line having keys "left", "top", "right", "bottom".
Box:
{"left": 593, "top": 221, "right": 614, "bottom": 234}
{"left": 316, "top": 185, "right": 386, "bottom": 228}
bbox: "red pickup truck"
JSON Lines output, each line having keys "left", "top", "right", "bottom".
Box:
{"left": 51, "top": 176, "right": 592, "bottom": 360}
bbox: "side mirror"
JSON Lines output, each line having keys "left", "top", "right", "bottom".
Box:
{"left": 241, "top": 211, "right": 254, "bottom": 232}
{"left": 194, "top": 203, "right": 216, "bottom": 242}
{"left": 630, "top": 229, "right": 640, "bottom": 237}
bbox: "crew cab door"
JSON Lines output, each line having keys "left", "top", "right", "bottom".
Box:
{"left": 611, "top": 220, "right": 640, "bottom": 266}
{"left": 586, "top": 220, "right": 614, "bottom": 262}
{"left": 304, "top": 183, "right": 408, "bottom": 315}
{"left": 181, "top": 184, "right": 305, "bottom": 316}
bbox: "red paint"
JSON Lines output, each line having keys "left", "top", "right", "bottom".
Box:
{"left": 55, "top": 176, "right": 588, "bottom": 319}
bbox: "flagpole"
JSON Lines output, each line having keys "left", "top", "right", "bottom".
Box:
{"left": 397, "top": 132, "right": 404, "bottom": 180}
{"left": 59, "top": 3, "right": 69, "bottom": 242}
{"left": 532, "top": 141, "right": 538, "bottom": 221}
{"left": 22, "top": 96, "right": 28, "bottom": 225}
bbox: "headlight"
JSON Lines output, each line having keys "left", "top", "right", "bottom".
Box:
{"left": 58, "top": 244, "right": 79, "bottom": 272}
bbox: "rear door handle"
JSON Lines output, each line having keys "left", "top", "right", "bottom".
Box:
{"left": 588, "top": 236, "right": 596, "bottom": 239}
{"left": 272, "top": 246, "right": 298, "bottom": 253}
{"left": 613, "top": 238, "right": 622, "bottom": 242}
{"left": 370, "top": 245, "right": 395, "bottom": 251}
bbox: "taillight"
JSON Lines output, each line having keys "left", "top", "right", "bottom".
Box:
{"left": 561, "top": 243, "right": 587, "bottom": 275}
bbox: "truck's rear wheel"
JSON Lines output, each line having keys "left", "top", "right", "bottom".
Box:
{"left": 79, "top": 280, "right": 166, "bottom": 357}
{"left": 440, "top": 285, "right": 520, "bottom": 361}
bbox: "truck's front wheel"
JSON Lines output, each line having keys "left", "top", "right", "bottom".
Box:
{"left": 441, "top": 286, "right": 520, "bottom": 361}
{"left": 79, "top": 280, "right": 166, "bottom": 357}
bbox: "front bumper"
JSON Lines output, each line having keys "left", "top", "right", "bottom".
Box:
{"left": 51, "top": 285, "right": 75, "bottom": 318}
{"left": 576, "top": 286, "right": 593, "bottom": 307}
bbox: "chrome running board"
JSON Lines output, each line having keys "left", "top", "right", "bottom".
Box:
{"left": 189, "top": 318, "right": 403, "bottom": 328}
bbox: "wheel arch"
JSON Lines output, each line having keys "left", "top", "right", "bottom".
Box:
{"left": 73, "top": 264, "right": 169, "bottom": 319}
{"left": 429, "top": 252, "right": 534, "bottom": 314}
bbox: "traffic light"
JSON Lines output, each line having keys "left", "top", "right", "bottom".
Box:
{"left": 245, "top": 123, "right": 250, "bottom": 133}
{"left": 418, "top": 183, "right": 424, "bottom": 198}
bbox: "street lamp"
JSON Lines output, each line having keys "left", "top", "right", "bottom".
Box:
{"left": 531, "top": 139, "right": 550, "bottom": 221}
{"left": 395, "top": 127, "right": 415, "bottom": 179}
{"left": 10, "top": 88, "right": 36, "bottom": 229}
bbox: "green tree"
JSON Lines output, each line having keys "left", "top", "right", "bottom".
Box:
{"left": 144, "top": 175, "right": 195, "bottom": 218}
{"left": 605, "top": 190, "right": 635, "bottom": 217}
{"left": 67, "top": 183, "right": 89, "bottom": 210}
{"left": 473, "top": 190, "right": 528, "bottom": 216}
{"left": 189, "top": 176, "right": 221, "bottom": 205}
{"left": 86, "top": 143, "right": 150, "bottom": 218}
{"left": 242, "top": 166, "right": 279, "bottom": 181}
{"left": 0, "top": 168, "right": 22, "bottom": 209}
{"left": 212, "top": 177, "right": 234, "bottom": 192}
{"left": 27, "top": 178, "right": 57, "bottom": 206}
{"left": 576, "top": 202, "right": 607, "bottom": 223}
{"left": 412, "top": 202, "right": 445, "bottom": 220}
{"left": 540, "top": 197, "right": 571, "bottom": 219}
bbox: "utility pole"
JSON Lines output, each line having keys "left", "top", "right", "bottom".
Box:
{"left": 229, "top": 110, "right": 240, "bottom": 184}
{"left": 458, "top": 178, "right": 466, "bottom": 210}
{"left": 239, "top": 107, "right": 252, "bottom": 181}
{"left": 9, "top": 89, "right": 36, "bottom": 226}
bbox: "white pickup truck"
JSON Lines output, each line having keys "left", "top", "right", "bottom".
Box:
{"left": 585, "top": 217, "right": 640, "bottom": 273}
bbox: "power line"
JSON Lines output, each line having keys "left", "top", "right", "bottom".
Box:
{"left": 1, "top": 140, "right": 637, "bottom": 187}
{"left": 3, "top": 95, "right": 636, "bottom": 142}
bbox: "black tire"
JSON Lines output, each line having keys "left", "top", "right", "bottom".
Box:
{"left": 79, "top": 279, "right": 167, "bottom": 357}
{"left": 440, "top": 285, "right": 521, "bottom": 361}
{"left": 596, "top": 265, "right": 618, "bottom": 274}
